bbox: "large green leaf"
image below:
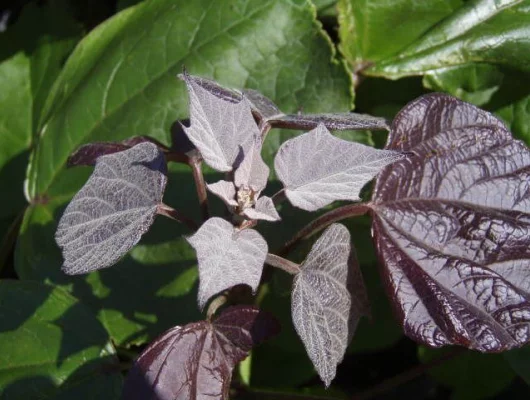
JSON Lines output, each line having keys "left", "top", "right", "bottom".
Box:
{"left": 496, "top": 93, "right": 530, "bottom": 143}
{"left": 338, "top": 0, "right": 463, "bottom": 66}
{"left": 26, "top": 0, "right": 352, "bottom": 200}
{"left": 365, "top": 0, "right": 530, "bottom": 78}
{"left": 0, "top": 280, "right": 122, "bottom": 399}
{"left": 0, "top": 3, "right": 80, "bottom": 218}
{"left": 18, "top": 0, "right": 353, "bottom": 347}
{"left": 504, "top": 346, "right": 530, "bottom": 385}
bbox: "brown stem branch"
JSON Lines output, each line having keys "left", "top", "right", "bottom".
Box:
{"left": 278, "top": 202, "right": 372, "bottom": 256}
{"left": 157, "top": 203, "right": 198, "bottom": 231}
{"left": 206, "top": 293, "right": 228, "bottom": 321}
{"left": 190, "top": 158, "right": 210, "bottom": 222}
{"left": 265, "top": 253, "right": 300, "bottom": 275}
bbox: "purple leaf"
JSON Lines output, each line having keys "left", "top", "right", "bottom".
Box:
{"left": 269, "top": 112, "right": 389, "bottom": 131}
{"left": 234, "top": 138, "right": 270, "bottom": 193}
{"left": 56, "top": 143, "right": 167, "bottom": 274}
{"left": 122, "top": 305, "right": 279, "bottom": 400}
{"left": 292, "top": 224, "right": 368, "bottom": 386}
{"left": 180, "top": 73, "right": 258, "bottom": 172}
{"left": 275, "top": 124, "right": 405, "bottom": 211}
{"left": 67, "top": 136, "right": 168, "bottom": 167}
{"left": 243, "top": 88, "right": 283, "bottom": 120}
{"left": 372, "top": 93, "right": 530, "bottom": 352}
{"left": 187, "top": 217, "right": 268, "bottom": 309}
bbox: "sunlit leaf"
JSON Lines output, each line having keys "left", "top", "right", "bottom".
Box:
{"left": 274, "top": 124, "right": 405, "bottom": 211}
{"left": 372, "top": 93, "right": 530, "bottom": 352}
{"left": 234, "top": 138, "right": 270, "bottom": 193}
{"left": 269, "top": 112, "right": 389, "bottom": 131}
{"left": 187, "top": 217, "right": 267, "bottom": 309}
{"left": 56, "top": 143, "right": 167, "bottom": 274}
{"left": 207, "top": 180, "right": 237, "bottom": 207}
{"left": 181, "top": 72, "right": 258, "bottom": 172}
{"left": 123, "top": 305, "right": 279, "bottom": 400}
{"left": 242, "top": 196, "right": 281, "bottom": 222}
{"left": 292, "top": 223, "right": 368, "bottom": 386}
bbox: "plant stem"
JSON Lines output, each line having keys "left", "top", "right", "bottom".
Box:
{"left": 351, "top": 347, "right": 465, "bottom": 400}
{"left": 190, "top": 158, "right": 210, "bottom": 222}
{"left": 265, "top": 253, "right": 300, "bottom": 275}
{"left": 271, "top": 188, "right": 286, "bottom": 205}
{"left": 279, "top": 202, "right": 372, "bottom": 256}
{"left": 206, "top": 293, "right": 228, "bottom": 321}
{"left": 0, "top": 208, "right": 25, "bottom": 274}
{"left": 156, "top": 203, "right": 198, "bottom": 230}
{"left": 164, "top": 151, "right": 189, "bottom": 164}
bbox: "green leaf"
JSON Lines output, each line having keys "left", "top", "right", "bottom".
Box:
{"left": 422, "top": 64, "right": 505, "bottom": 107}
{"left": 366, "top": 0, "right": 530, "bottom": 78}
{"left": 0, "top": 280, "right": 122, "bottom": 399}
{"left": 338, "top": 0, "right": 463, "bottom": 65}
{"left": 496, "top": 93, "right": 530, "bottom": 143}
{"left": 26, "top": 0, "right": 352, "bottom": 201}
{"left": 0, "top": 3, "right": 80, "bottom": 219}
{"left": 16, "top": 164, "right": 202, "bottom": 347}
{"left": 504, "top": 346, "right": 530, "bottom": 385}
{"left": 418, "top": 347, "right": 515, "bottom": 400}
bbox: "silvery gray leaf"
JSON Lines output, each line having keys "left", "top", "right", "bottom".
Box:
{"left": 269, "top": 112, "right": 389, "bottom": 131}
{"left": 243, "top": 89, "right": 283, "bottom": 120}
{"left": 181, "top": 73, "right": 259, "bottom": 172}
{"left": 187, "top": 217, "right": 268, "bottom": 309}
{"left": 274, "top": 124, "right": 406, "bottom": 211}
{"left": 242, "top": 196, "right": 281, "bottom": 222}
{"left": 55, "top": 143, "right": 167, "bottom": 275}
{"left": 234, "top": 138, "right": 269, "bottom": 192}
{"left": 292, "top": 223, "right": 360, "bottom": 387}
{"left": 206, "top": 180, "right": 238, "bottom": 207}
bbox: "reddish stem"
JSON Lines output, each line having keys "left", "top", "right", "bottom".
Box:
{"left": 156, "top": 203, "right": 198, "bottom": 231}
{"left": 190, "top": 158, "right": 210, "bottom": 222}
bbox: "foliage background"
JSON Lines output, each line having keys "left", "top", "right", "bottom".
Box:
{"left": 0, "top": 0, "right": 529, "bottom": 398}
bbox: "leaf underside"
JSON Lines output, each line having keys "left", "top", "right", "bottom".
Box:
{"left": 372, "top": 93, "right": 530, "bottom": 352}
{"left": 275, "top": 124, "right": 405, "bottom": 211}
{"left": 187, "top": 217, "right": 268, "bottom": 309}
{"left": 292, "top": 223, "right": 368, "bottom": 386}
{"left": 55, "top": 142, "right": 167, "bottom": 274}
{"left": 122, "top": 306, "right": 279, "bottom": 400}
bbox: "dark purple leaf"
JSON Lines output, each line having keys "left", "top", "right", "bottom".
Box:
{"left": 67, "top": 136, "right": 169, "bottom": 167}
{"left": 122, "top": 306, "right": 279, "bottom": 400}
{"left": 269, "top": 112, "right": 389, "bottom": 131}
{"left": 243, "top": 89, "right": 282, "bottom": 120}
{"left": 371, "top": 93, "right": 530, "bottom": 352}
{"left": 56, "top": 143, "right": 167, "bottom": 274}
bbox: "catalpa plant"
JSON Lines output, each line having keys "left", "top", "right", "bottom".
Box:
{"left": 55, "top": 72, "right": 530, "bottom": 399}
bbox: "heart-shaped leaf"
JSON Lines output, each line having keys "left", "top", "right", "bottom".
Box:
{"left": 187, "top": 217, "right": 268, "bottom": 309}
{"left": 275, "top": 124, "right": 405, "bottom": 211}
{"left": 56, "top": 142, "right": 167, "bottom": 274}
{"left": 122, "top": 305, "right": 279, "bottom": 400}
{"left": 181, "top": 72, "right": 259, "bottom": 172}
{"left": 372, "top": 93, "right": 530, "bottom": 352}
{"left": 292, "top": 223, "right": 368, "bottom": 386}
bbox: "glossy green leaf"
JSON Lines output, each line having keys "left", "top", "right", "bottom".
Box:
{"left": 422, "top": 64, "right": 504, "bottom": 106}
{"left": 418, "top": 346, "right": 515, "bottom": 400}
{"left": 0, "top": 280, "right": 122, "bottom": 399}
{"left": 496, "top": 94, "right": 530, "bottom": 143}
{"left": 366, "top": 0, "right": 530, "bottom": 78}
{"left": 338, "top": 0, "right": 462, "bottom": 65}
{"left": 0, "top": 3, "right": 80, "bottom": 219}
{"left": 26, "top": 0, "right": 352, "bottom": 201}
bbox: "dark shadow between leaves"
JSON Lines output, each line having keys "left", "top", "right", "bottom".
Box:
{"left": 0, "top": 150, "right": 29, "bottom": 219}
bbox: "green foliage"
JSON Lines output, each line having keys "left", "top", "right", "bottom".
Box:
{"left": 2, "top": 0, "right": 529, "bottom": 398}
{"left": 0, "top": 280, "right": 122, "bottom": 399}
